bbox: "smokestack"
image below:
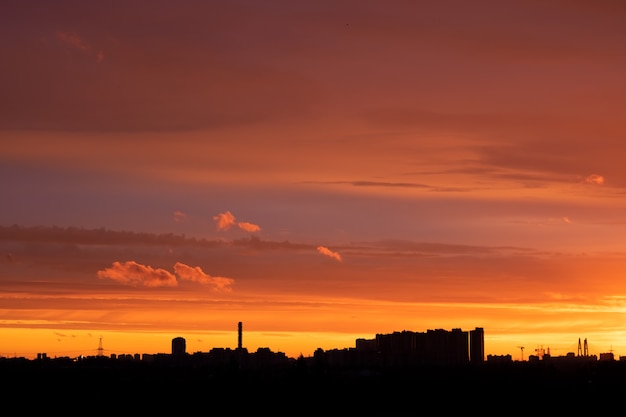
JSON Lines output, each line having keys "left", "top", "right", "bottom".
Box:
{"left": 238, "top": 321, "right": 242, "bottom": 349}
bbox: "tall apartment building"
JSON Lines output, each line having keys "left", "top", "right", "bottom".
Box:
{"left": 470, "top": 327, "right": 485, "bottom": 363}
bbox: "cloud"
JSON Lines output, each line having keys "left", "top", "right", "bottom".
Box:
{"left": 237, "top": 221, "right": 261, "bottom": 232}
{"left": 213, "top": 211, "right": 236, "bottom": 231}
{"left": 231, "top": 236, "right": 310, "bottom": 250}
{"left": 173, "top": 262, "right": 233, "bottom": 292}
{"left": 97, "top": 260, "right": 235, "bottom": 291}
{"left": 584, "top": 174, "right": 604, "bottom": 185}
{"left": 303, "top": 180, "right": 431, "bottom": 189}
{"left": 97, "top": 261, "right": 178, "bottom": 287}
{"left": 173, "top": 211, "right": 187, "bottom": 222}
{"left": 317, "top": 246, "right": 342, "bottom": 262}
{"left": 213, "top": 211, "right": 261, "bottom": 232}
{"left": 1, "top": 224, "right": 224, "bottom": 245}
{"left": 57, "top": 31, "right": 91, "bottom": 51}
{"left": 56, "top": 31, "right": 103, "bottom": 63}
{"left": 54, "top": 332, "right": 76, "bottom": 338}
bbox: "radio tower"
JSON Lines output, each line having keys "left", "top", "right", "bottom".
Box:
{"left": 97, "top": 337, "right": 104, "bottom": 357}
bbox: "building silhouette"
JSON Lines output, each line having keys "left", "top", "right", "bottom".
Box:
{"left": 371, "top": 327, "right": 483, "bottom": 367}
{"left": 321, "top": 326, "right": 485, "bottom": 371}
{"left": 171, "top": 336, "right": 186, "bottom": 358}
{"left": 470, "top": 327, "right": 484, "bottom": 363}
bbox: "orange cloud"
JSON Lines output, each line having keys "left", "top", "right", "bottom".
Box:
{"left": 97, "top": 261, "right": 177, "bottom": 287}
{"left": 213, "top": 211, "right": 261, "bottom": 232}
{"left": 584, "top": 174, "right": 604, "bottom": 185}
{"left": 97, "top": 261, "right": 235, "bottom": 290}
{"left": 173, "top": 262, "right": 234, "bottom": 292}
{"left": 213, "top": 211, "right": 236, "bottom": 230}
{"left": 237, "top": 221, "right": 261, "bottom": 232}
{"left": 317, "top": 246, "right": 342, "bottom": 262}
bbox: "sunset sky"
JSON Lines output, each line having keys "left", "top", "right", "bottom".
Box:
{"left": 3, "top": 0, "right": 626, "bottom": 360}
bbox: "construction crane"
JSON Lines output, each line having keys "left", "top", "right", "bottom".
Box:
{"left": 517, "top": 346, "right": 525, "bottom": 361}
{"left": 535, "top": 345, "right": 545, "bottom": 360}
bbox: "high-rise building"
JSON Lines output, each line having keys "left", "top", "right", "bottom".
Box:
{"left": 469, "top": 327, "right": 484, "bottom": 363}
{"left": 172, "top": 336, "right": 186, "bottom": 357}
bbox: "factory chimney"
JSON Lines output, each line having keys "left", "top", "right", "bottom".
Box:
{"left": 238, "top": 321, "right": 242, "bottom": 350}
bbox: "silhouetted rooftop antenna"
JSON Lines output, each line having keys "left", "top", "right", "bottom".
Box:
{"left": 517, "top": 346, "right": 525, "bottom": 361}
{"left": 97, "top": 337, "right": 104, "bottom": 357}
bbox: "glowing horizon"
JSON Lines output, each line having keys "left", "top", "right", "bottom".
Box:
{"left": 3, "top": 1, "right": 626, "bottom": 362}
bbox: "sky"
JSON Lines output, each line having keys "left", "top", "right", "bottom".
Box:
{"left": 3, "top": 0, "right": 626, "bottom": 360}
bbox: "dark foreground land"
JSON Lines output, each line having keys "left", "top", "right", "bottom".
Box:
{"left": 3, "top": 357, "right": 626, "bottom": 414}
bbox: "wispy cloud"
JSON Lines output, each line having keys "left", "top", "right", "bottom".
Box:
{"left": 303, "top": 180, "right": 431, "bottom": 189}
{"left": 57, "top": 31, "right": 91, "bottom": 51}
{"left": 56, "top": 31, "right": 104, "bottom": 63}
{"left": 317, "top": 246, "right": 342, "bottom": 262}
{"left": 173, "top": 211, "right": 187, "bottom": 222}
{"left": 231, "top": 236, "right": 310, "bottom": 250}
{"left": 0, "top": 225, "right": 221, "bottom": 248}
{"left": 584, "top": 174, "right": 604, "bottom": 185}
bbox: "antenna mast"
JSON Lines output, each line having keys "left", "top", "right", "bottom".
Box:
{"left": 97, "top": 337, "right": 104, "bottom": 357}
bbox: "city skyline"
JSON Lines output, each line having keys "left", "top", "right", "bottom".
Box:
{"left": 0, "top": 315, "right": 612, "bottom": 362}
{"left": 4, "top": 1, "right": 626, "bottom": 361}
{"left": 3, "top": 324, "right": 488, "bottom": 362}
{"left": 4, "top": 323, "right": 616, "bottom": 368}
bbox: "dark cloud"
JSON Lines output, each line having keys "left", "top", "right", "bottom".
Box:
{"left": 230, "top": 235, "right": 311, "bottom": 251}
{"left": 0, "top": 224, "right": 220, "bottom": 247}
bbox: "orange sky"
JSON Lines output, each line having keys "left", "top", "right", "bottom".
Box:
{"left": 3, "top": 0, "right": 626, "bottom": 360}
